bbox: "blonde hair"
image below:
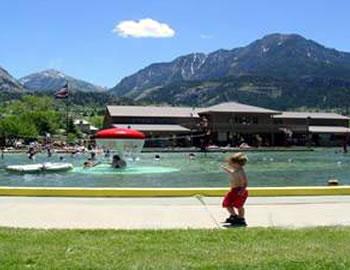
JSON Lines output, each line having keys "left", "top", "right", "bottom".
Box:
{"left": 228, "top": 152, "right": 248, "bottom": 166}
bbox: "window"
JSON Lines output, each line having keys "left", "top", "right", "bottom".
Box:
{"left": 274, "top": 119, "right": 283, "bottom": 125}
{"left": 234, "top": 115, "right": 258, "bottom": 125}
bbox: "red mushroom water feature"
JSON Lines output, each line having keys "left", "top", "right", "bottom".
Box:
{"left": 95, "top": 127, "right": 145, "bottom": 164}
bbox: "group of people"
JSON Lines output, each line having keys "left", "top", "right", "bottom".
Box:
{"left": 83, "top": 150, "right": 126, "bottom": 169}
{"left": 153, "top": 153, "right": 196, "bottom": 161}
{"left": 17, "top": 142, "right": 128, "bottom": 171}
{"left": 27, "top": 144, "right": 73, "bottom": 161}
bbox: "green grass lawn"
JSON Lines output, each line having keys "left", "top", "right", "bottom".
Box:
{"left": 0, "top": 227, "right": 349, "bottom": 270}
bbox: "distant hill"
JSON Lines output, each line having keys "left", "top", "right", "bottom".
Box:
{"left": 0, "top": 66, "right": 24, "bottom": 92}
{"left": 20, "top": 69, "right": 107, "bottom": 93}
{"left": 109, "top": 33, "right": 350, "bottom": 110}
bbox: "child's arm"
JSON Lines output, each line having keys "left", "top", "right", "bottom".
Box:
{"left": 220, "top": 165, "right": 234, "bottom": 174}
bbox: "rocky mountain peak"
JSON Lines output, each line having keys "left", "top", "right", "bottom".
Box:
{"left": 0, "top": 66, "right": 24, "bottom": 92}
{"left": 19, "top": 70, "right": 106, "bottom": 93}
{"left": 109, "top": 33, "right": 350, "bottom": 108}
{"left": 41, "top": 69, "right": 65, "bottom": 78}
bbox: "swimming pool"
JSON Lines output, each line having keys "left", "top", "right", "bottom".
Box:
{"left": 0, "top": 149, "right": 349, "bottom": 187}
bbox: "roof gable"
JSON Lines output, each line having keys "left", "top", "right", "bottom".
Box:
{"left": 198, "top": 102, "right": 279, "bottom": 114}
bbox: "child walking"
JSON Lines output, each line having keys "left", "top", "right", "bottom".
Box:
{"left": 221, "top": 152, "right": 248, "bottom": 226}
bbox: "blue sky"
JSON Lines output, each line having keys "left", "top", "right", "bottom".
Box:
{"left": 1, "top": 0, "right": 350, "bottom": 87}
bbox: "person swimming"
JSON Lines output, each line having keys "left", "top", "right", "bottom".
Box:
{"left": 154, "top": 154, "right": 160, "bottom": 161}
{"left": 104, "top": 149, "right": 111, "bottom": 158}
{"left": 189, "top": 153, "right": 196, "bottom": 160}
{"left": 83, "top": 160, "right": 93, "bottom": 168}
{"left": 112, "top": 154, "right": 126, "bottom": 169}
{"left": 83, "top": 158, "right": 100, "bottom": 168}
{"left": 28, "top": 146, "right": 36, "bottom": 160}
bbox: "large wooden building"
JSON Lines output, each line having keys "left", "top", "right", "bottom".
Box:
{"left": 272, "top": 112, "right": 350, "bottom": 146}
{"left": 104, "top": 105, "right": 200, "bottom": 146}
{"left": 197, "top": 102, "right": 280, "bottom": 146}
{"left": 103, "top": 102, "right": 350, "bottom": 147}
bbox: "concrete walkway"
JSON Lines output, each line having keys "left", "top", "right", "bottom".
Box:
{"left": 1, "top": 196, "right": 350, "bottom": 229}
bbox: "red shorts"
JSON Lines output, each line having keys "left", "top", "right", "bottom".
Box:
{"left": 222, "top": 187, "right": 248, "bottom": 209}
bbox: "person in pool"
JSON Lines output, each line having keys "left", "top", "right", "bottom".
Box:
{"left": 46, "top": 145, "right": 52, "bottom": 158}
{"left": 188, "top": 153, "right": 196, "bottom": 160}
{"left": 90, "top": 151, "right": 96, "bottom": 161}
{"left": 83, "top": 160, "right": 94, "bottom": 168}
{"left": 112, "top": 154, "right": 126, "bottom": 169}
{"left": 104, "top": 149, "right": 111, "bottom": 158}
{"left": 27, "top": 146, "right": 37, "bottom": 160}
{"left": 83, "top": 158, "right": 100, "bottom": 168}
{"left": 221, "top": 152, "right": 249, "bottom": 227}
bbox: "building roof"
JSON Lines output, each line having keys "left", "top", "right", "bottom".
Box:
{"left": 198, "top": 102, "right": 279, "bottom": 114}
{"left": 107, "top": 105, "right": 199, "bottom": 118}
{"left": 309, "top": 126, "right": 350, "bottom": 134}
{"left": 273, "top": 112, "right": 350, "bottom": 120}
{"left": 112, "top": 124, "right": 190, "bottom": 132}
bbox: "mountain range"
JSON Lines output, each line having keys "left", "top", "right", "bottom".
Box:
{"left": 0, "top": 66, "right": 24, "bottom": 92}
{"left": 2, "top": 33, "right": 350, "bottom": 110}
{"left": 19, "top": 69, "right": 106, "bottom": 93}
{"left": 109, "top": 33, "right": 350, "bottom": 109}
{"left": 0, "top": 69, "right": 105, "bottom": 93}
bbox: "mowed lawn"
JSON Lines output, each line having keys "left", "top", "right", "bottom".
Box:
{"left": 0, "top": 227, "right": 349, "bottom": 270}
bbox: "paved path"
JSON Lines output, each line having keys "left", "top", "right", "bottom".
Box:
{"left": 1, "top": 196, "right": 350, "bottom": 229}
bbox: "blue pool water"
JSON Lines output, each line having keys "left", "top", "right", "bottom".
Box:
{"left": 0, "top": 149, "right": 349, "bottom": 187}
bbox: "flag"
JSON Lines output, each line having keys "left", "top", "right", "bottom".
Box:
{"left": 54, "top": 83, "right": 69, "bottom": 99}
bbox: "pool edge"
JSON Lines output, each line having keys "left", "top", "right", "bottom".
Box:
{"left": 0, "top": 186, "right": 349, "bottom": 197}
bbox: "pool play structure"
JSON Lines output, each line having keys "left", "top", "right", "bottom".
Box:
{"left": 94, "top": 127, "right": 145, "bottom": 162}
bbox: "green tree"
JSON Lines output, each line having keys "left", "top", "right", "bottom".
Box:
{"left": 88, "top": 115, "right": 104, "bottom": 129}
{"left": 0, "top": 115, "right": 38, "bottom": 138}
{"left": 66, "top": 118, "right": 77, "bottom": 134}
{"left": 28, "top": 111, "right": 60, "bottom": 135}
{"left": 66, "top": 132, "right": 78, "bottom": 145}
{"left": 0, "top": 95, "right": 62, "bottom": 139}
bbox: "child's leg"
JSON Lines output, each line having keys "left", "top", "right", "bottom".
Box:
{"left": 237, "top": 207, "right": 245, "bottom": 218}
{"left": 225, "top": 206, "right": 237, "bottom": 216}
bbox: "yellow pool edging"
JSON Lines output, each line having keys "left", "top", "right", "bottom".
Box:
{"left": 0, "top": 186, "right": 349, "bottom": 197}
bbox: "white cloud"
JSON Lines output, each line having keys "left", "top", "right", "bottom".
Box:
{"left": 113, "top": 18, "right": 175, "bottom": 38}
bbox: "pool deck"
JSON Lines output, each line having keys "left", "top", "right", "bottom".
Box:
{"left": 1, "top": 195, "right": 350, "bottom": 229}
